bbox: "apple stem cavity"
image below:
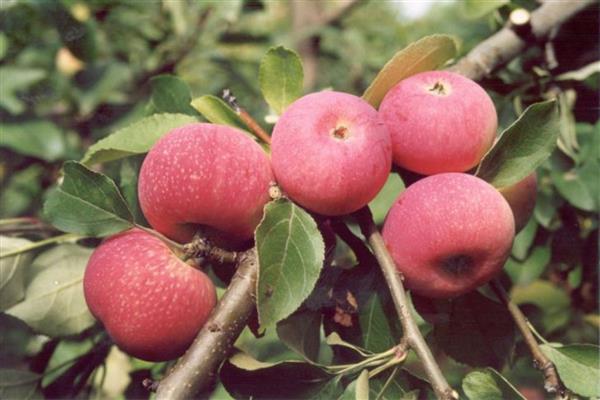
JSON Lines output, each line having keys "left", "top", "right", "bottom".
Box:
{"left": 331, "top": 125, "right": 349, "bottom": 140}
{"left": 428, "top": 81, "right": 449, "bottom": 96}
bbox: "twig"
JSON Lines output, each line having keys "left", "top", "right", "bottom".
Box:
{"left": 450, "top": 0, "right": 594, "bottom": 80}
{"left": 222, "top": 89, "right": 272, "bottom": 145}
{"left": 489, "top": 279, "right": 564, "bottom": 395}
{"left": 155, "top": 248, "right": 258, "bottom": 400}
{"left": 354, "top": 207, "right": 457, "bottom": 400}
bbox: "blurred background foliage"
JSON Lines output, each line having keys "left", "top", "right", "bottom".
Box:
{"left": 0, "top": 0, "right": 598, "bottom": 399}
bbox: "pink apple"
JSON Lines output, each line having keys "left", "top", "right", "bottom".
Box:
{"left": 379, "top": 71, "right": 497, "bottom": 175}
{"left": 84, "top": 229, "right": 216, "bottom": 361}
{"left": 382, "top": 173, "right": 515, "bottom": 298}
{"left": 498, "top": 173, "right": 537, "bottom": 232}
{"left": 271, "top": 91, "right": 392, "bottom": 216}
{"left": 138, "top": 123, "right": 274, "bottom": 244}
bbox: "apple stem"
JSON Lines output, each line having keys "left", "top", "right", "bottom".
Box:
{"left": 154, "top": 248, "right": 258, "bottom": 400}
{"left": 222, "top": 89, "right": 272, "bottom": 145}
{"left": 489, "top": 279, "right": 565, "bottom": 396}
{"left": 183, "top": 236, "right": 238, "bottom": 264}
{"left": 135, "top": 225, "right": 185, "bottom": 253}
{"left": 353, "top": 207, "right": 458, "bottom": 400}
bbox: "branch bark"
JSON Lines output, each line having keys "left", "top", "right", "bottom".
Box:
{"left": 354, "top": 207, "right": 458, "bottom": 400}
{"left": 450, "top": 0, "right": 594, "bottom": 80}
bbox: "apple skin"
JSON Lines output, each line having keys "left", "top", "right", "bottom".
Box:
{"left": 382, "top": 173, "right": 515, "bottom": 299}
{"left": 271, "top": 91, "right": 392, "bottom": 216}
{"left": 498, "top": 173, "right": 537, "bottom": 232}
{"left": 379, "top": 71, "right": 497, "bottom": 175}
{"left": 138, "top": 123, "right": 274, "bottom": 244}
{"left": 84, "top": 229, "right": 216, "bottom": 361}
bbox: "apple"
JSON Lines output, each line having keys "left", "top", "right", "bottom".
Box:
{"left": 382, "top": 173, "right": 515, "bottom": 298}
{"left": 138, "top": 123, "right": 274, "bottom": 244}
{"left": 84, "top": 228, "right": 216, "bottom": 361}
{"left": 271, "top": 91, "right": 392, "bottom": 216}
{"left": 498, "top": 173, "right": 537, "bottom": 232}
{"left": 379, "top": 70, "right": 497, "bottom": 175}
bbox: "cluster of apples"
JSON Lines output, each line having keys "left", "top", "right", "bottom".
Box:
{"left": 83, "top": 70, "right": 536, "bottom": 361}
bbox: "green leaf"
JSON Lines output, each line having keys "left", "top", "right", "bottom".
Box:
{"left": 511, "top": 280, "right": 570, "bottom": 333}
{"left": 0, "top": 165, "right": 44, "bottom": 217}
{"left": 0, "top": 369, "right": 42, "bottom": 399}
{"left": 504, "top": 246, "right": 550, "bottom": 286}
{"left": 462, "top": 0, "right": 508, "bottom": 19}
{"left": 81, "top": 113, "right": 197, "bottom": 165}
{"left": 259, "top": 46, "right": 304, "bottom": 115}
{"left": 0, "top": 237, "right": 34, "bottom": 311}
{"left": 431, "top": 291, "right": 515, "bottom": 369}
{"left": 362, "top": 35, "right": 458, "bottom": 108}
{"left": 118, "top": 155, "right": 148, "bottom": 225}
{"left": 255, "top": 199, "right": 325, "bottom": 330}
{"left": 0, "top": 32, "right": 7, "bottom": 60}
{"left": 540, "top": 344, "right": 600, "bottom": 398}
{"left": 556, "top": 61, "right": 600, "bottom": 81}
{"left": 6, "top": 244, "right": 94, "bottom": 337}
{"left": 0, "top": 67, "right": 46, "bottom": 114}
{"left": 511, "top": 219, "right": 538, "bottom": 261}
{"left": 276, "top": 309, "right": 322, "bottom": 362}
{"left": 190, "top": 95, "right": 251, "bottom": 133}
{"left": 369, "top": 174, "right": 405, "bottom": 225}
{"left": 341, "top": 369, "right": 369, "bottom": 400}
{"left": 462, "top": 368, "right": 525, "bottom": 400}
{"left": 149, "top": 75, "right": 199, "bottom": 116}
{"left": 44, "top": 161, "right": 134, "bottom": 237}
{"left": 551, "top": 160, "right": 599, "bottom": 212}
{"left": 476, "top": 100, "right": 560, "bottom": 188}
{"left": 0, "top": 121, "right": 67, "bottom": 162}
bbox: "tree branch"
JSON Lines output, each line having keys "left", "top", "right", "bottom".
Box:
{"left": 450, "top": 0, "right": 594, "bottom": 80}
{"left": 354, "top": 207, "right": 457, "bottom": 400}
{"left": 155, "top": 248, "right": 258, "bottom": 400}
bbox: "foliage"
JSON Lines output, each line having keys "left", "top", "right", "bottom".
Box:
{"left": 0, "top": 0, "right": 597, "bottom": 399}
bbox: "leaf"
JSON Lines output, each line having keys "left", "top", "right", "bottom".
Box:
{"left": 362, "top": 35, "right": 458, "bottom": 108}
{"left": 540, "top": 344, "right": 600, "bottom": 398}
{"left": 431, "top": 291, "right": 515, "bottom": 369}
{"left": 81, "top": 113, "right": 197, "bottom": 165}
{"left": 504, "top": 246, "right": 550, "bottom": 286}
{"left": 0, "top": 369, "right": 42, "bottom": 399}
{"left": 551, "top": 160, "right": 599, "bottom": 212}
{"left": 462, "top": 368, "right": 525, "bottom": 400}
{"left": 149, "top": 75, "right": 198, "bottom": 116}
{"left": 6, "top": 244, "right": 95, "bottom": 337}
{"left": 0, "top": 121, "right": 67, "bottom": 162}
{"left": 341, "top": 370, "right": 369, "bottom": 400}
{"left": 369, "top": 173, "right": 405, "bottom": 225}
{"left": 0, "top": 236, "right": 34, "bottom": 311}
{"left": 220, "top": 351, "right": 331, "bottom": 399}
{"left": 476, "top": 100, "right": 560, "bottom": 188}
{"left": 326, "top": 332, "right": 371, "bottom": 358}
{"left": 255, "top": 199, "right": 325, "bottom": 330}
{"left": 511, "top": 280, "right": 570, "bottom": 333}
{"left": 44, "top": 161, "right": 134, "bottom": 237}
{"left": 190, "top": 95, "right": 251, "bottom": 133}
{"left": 259, "top": 46, "right": 304, "bottom": 114}
{"left": 118, "top": 155, "right": 148, "bottom": 225}
{"left": 556, "top": 61, "right": 600, "bottom": 81}
{"left": 0, "top": 165, "right": 44, "bottom": 217}
{"left": 511, "top": 219, "right": 538, "bottom": 261}
{"left": 462, "top": 0, "right": 508, "bottom": 19}
{"left": 276, "top": 309, "right": 322, "bottom": 362}
{"left": 0, "top": 67, "right": 46, "bottom": 114}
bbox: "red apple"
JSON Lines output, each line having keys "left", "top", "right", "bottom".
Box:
{"left": 271, "top": 91, "right": 392, "bottom": 216}
{"left": 138, "top": 123, "right": 274, "bottom": 244}
{"left": 84, "top": 229, "right": 216, "bottom": 361}
{"left": 379, "top": 71, "right": 497, "bottom": 175}
{"left": 382, "top": 173, "right": 515, "bottom": 298}
{"left": 498, "top": 173, "right": 537, "bottom": 232}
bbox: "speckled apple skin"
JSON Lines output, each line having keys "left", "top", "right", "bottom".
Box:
{"left": 379, "top": 71, "right": 498, "bottom": 175}
{"left": 84, "top": 229, "right": 216, "bottom": 361}
{"left": 382, "top": 173, "right": 515, "bottom": 299}
{"left": 271, "top": 91, "right": 392, "bottom": 216}
{"left": 499, "top": 173, "right": 537, "bottom": 232}
{"left": 138, "top": 123, "right": 274, "bottom": 244}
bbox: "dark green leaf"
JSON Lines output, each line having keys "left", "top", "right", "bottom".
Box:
{"left": 276, "top": 309, "right": 322, "bottom": 362}
{"left": 341, "top": 369, "right": 369, "bottom": 400}
{"left": 149, "top": 75, "right": 198, "bottom": 116}
{"left": 462, "top": 368, "right": 525, "bottom": 400}
{"left": 255, "top": 199, "right": 325, "bottom": 330}
{"left": 81, "top": 113, "right": 197, "bottom": 165}
{"left": 476, "top": 100, "right": 560, "bottom": 188}
{"left": 44, "top": 1, "right": 96, "bottom": 61}
{"left": 190, "top": 95, "right": 251, "bottom": 133}
{"left": 259, "top": 46, "right": 304, "bottom": 114}
{"left": 0, "top": 121, "right": 67, "bottom": 162}
{"left": 504, "top": 246, "right": 550, "bottom": 285}
{"left": 0, "top": 369, "right": 42, "bottom": 399}
{"left": 6, "top": 244, "right": 95, "bottom": 337}
{"left": 0, "top": 236, "right": 34, "bottom": 311}
{"left": 362, "top": 35, "right": 458, "bottom": 108}
{"left": 369, "top": 173, "right": 405, "bottom": 225}
{"left": 0, "top": 165, "right": 44, "bottom": 217}
{"left": 118, "top": 155, "right": 148, "bottom": 225}
{"left": 511, "top": 280, "right": 570, "bottom": 333}
{"left": 540, "top": 344, "right": 600, "bottom": 398}
{"left": 44, "top": 161, "right": 134, "bottom": 237}
{"left": 0, "top": 67, "right": 46, "bottom": 114}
